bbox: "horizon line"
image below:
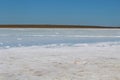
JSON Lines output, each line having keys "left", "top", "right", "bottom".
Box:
{"left": 0, "top": 24, "right": 120, "bottom": 28}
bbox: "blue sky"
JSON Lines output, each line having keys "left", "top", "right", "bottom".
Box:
{"left": 0, "top": 0, "right": 120, "bottom": 26}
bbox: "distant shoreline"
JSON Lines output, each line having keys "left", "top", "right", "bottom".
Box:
{"left": 0, "top": 25, "right": 120, "bottom": 29}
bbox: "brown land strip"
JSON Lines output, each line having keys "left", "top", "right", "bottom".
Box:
{"left": 0, "top": 25, "right": 120, "bottom": 29}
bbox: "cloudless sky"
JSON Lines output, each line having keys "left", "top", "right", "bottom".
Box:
{"left": 0, "top": 0, "right": 120, "bottom": 26}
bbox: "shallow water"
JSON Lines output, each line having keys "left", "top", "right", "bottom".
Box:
{"left": 0, "top": 28, "right": 120, "bottom": 47}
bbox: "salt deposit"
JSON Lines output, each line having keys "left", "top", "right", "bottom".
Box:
{"left": 0, "top": 43, "right": 120, "bottom": 80}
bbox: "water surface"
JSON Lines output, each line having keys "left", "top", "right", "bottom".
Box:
{"left": 0, "top": 28, "right": 120, "bottom": 47}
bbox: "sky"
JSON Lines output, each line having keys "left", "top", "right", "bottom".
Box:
{"left": 0, "top": 0, "right": 120, "bottom": 26}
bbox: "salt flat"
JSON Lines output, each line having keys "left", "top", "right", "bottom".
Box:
{"left": 0, "top": 43, "right": 120, "bottom": 80}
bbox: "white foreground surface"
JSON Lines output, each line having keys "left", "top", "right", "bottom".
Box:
{"left": 0, "top": 43, "right": 120, "bottom": 80}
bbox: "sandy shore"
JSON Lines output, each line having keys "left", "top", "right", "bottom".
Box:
{"left": 0, "top": 44, "right": 120, "bottom": 80}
